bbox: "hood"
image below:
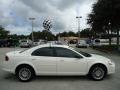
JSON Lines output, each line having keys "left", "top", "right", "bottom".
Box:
{"left": 89, "top": 54, "right": 111, "bottom": 62}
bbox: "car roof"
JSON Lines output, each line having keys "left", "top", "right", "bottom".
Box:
{"left": 36, "top": 43, "right": 69, "bottom": 48}
{"left": 22, "top": 44, "right": 69, "bottom": 53}
{"left": 26, "top": 43, "right": 69, "bottom": 52}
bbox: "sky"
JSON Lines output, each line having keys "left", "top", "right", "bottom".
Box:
{"left": 0, "top": 0, "right": 96, "bottom": 35}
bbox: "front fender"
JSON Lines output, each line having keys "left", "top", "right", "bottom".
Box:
{"left": 86, "top": 59, "right": 109, "bottom": 74}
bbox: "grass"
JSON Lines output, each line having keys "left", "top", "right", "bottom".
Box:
{"left": 92, "top": 45, "right": 120, "bottom": 52}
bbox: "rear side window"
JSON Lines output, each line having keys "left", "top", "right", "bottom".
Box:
{"left": 31, "top": 47, "right": 54, "bottom": 56}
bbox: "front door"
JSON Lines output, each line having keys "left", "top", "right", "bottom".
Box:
{"left": 54, "top": 47, "right": 87, "bottom": 75}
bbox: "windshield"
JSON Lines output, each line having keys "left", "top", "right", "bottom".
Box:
{"left": 79, "top": 51, "right": 92, "bottom": 57}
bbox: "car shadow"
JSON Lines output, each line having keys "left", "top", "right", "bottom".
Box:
{"left": 4, "top": 73, "right": 18, "bottom": 82}
{"left": 3, "top": 73, "right": 114, "bottom": 82}
{"left": 34, "top": 76, "right": 89, "bottom": 82}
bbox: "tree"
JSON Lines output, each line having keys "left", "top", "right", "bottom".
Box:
{"left": 56, "top": 31, "right": 77, "bottom": 39}
{"left": 87, "top": 0, "right": 120, "bottom": 48}
{"left": 68, "top": 31, "right": 77, "bottom": 37}
{"left": 79, "top": 28, "right": 94, "bottom": 38}
{"left": 29, "top": 30, "right": 55, "bottom": 41}
{"left": 8, "top": 34, "right": 29, "bottom": 40}
{"left": 59, "top": 31, "right": 68, "bottom": 37}
{"left": 0, "top": 26, "right": 9, "bottom": 39}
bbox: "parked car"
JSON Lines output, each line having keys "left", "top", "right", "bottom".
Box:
{"left": 76, "top": 40, "right": 88, "bottom": 48}
{"left": 33, "top": 41, "right": 39, "bottom": 46}
{"left": 48, "top": 41, "right": 66, "bottom": 45}
{"left": 0, "top": 39, "right": 19, "bottom": 47}
{"left": 20, "top": 39, "right": 32, "bottom": 48}
{"left": 69, "top": 39, "right": 77, "bottom": 44}
{"left": 7, "top": 39, "right": 19, "bottom": 47}
{"left": 33, "top": 40, "right": 47, "bottom": 46}
{"left": 3, "top": 44, "right": 115, "bottom": 82}
{"left": 0, "top": 39, "right": 7, "bottom": 47}
{"left": 92, "top": 39, "right": 101, "bottom": 47}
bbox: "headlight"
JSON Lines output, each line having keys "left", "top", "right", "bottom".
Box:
{"left": 108, "top": 60, "right": 113, "bottom": 65}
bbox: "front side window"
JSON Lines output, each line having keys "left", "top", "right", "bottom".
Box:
{"left": 31, "top": 47, "right": 54, "bottom": 56}
{"left": 54, "top": 47, "right": 82, "bottom": 58}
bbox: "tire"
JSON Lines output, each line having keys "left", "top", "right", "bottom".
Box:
{"left": 89, "top": 65, "right": 107, "bottom": 81}
{"left": 16, "top": 65, "right": 35, "bottom": 82}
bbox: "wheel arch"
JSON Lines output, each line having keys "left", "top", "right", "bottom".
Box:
{"left": 15, "top": 63, "right": 36, "bottom": 75}
{"left": 88, "top": 63, "right": 108, "bottom": 75}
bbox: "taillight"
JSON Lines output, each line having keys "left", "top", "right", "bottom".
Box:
{"left": 5, "top": 56, "right": 9, "bottom": 61}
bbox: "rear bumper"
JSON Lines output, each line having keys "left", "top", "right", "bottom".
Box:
{"left": 2, "top": 68, "right": 15, "bottom": 74}
{"left": 2, "top": 61, "right": 15, "bottom": 74}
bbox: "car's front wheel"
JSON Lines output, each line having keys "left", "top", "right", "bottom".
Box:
{"left": 89, "top": 65, "right": 107, "bottom": 81}
{"left": 16, "top": 66, "right": 34, "bottom": 82}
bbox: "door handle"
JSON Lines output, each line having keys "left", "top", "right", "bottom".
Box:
{"left": 75, "top": 59, "right": 80, "bottom": 61}
{"left": 32, "top": 59, "right": 36, "bottom": 61}
{"left": 60, "top": 60, "right": 64, "bottom": 62}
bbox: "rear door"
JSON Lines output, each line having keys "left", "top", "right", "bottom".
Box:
{"left": 31, "top": 47, "right": 57, "bottom": 75}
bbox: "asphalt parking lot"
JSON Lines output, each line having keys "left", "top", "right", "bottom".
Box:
{"left": 0, "top": 46, "right": 120, "bottom": 90}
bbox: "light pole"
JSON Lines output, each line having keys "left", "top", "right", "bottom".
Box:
{"left": 76, "top": 16, "right": 82, "bottom": 40}
{"left": 29, "top": 17, "right": 35, "bottom": 43}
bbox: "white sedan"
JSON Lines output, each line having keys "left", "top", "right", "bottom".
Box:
{"left": 3, "top": 44, "right": 115, "bottom": 82}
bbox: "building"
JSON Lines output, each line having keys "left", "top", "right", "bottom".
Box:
{"left": 58, "top": 36, "right": 88, "bottom": 44}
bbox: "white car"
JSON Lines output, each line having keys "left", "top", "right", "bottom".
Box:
{"left": 3, "top": 44, "right": 115, "bottom": 82}
{"left": 92, "top": 39, "right": 101, "bottom": 47}
{"left": 20, "top": 39, "right": 32, "bottom": 48}
{"left": 33, "top": 40, "right": 47, "bottom": 46}
{"left": 76, "top": 40, "right": 88, "bottom": 48}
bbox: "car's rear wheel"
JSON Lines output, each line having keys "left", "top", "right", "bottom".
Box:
{"left": 89, "top": 65, "right": 107, "bottom": 81}
{"left": 16, "top": 66, "right": 34, "bottom": 82}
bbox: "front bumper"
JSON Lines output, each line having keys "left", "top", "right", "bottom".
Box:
{"left": 108, "top": 62, "right": 115, "bottom": 74}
